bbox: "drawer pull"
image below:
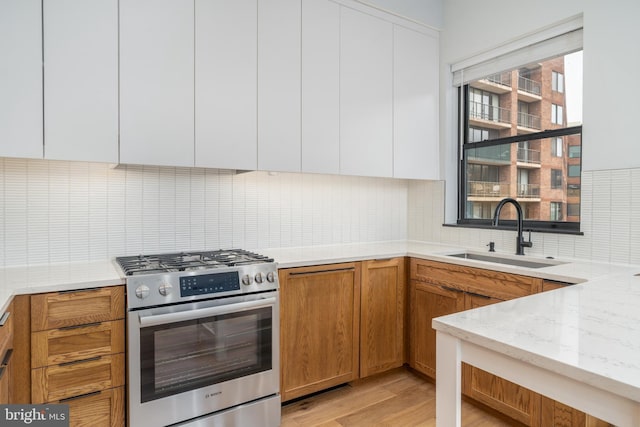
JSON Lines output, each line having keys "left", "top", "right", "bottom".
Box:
{"left": 1, "top": 349, "right": 13, "bottom": 367}
{"left": 466, "top": 291, "right": 493, "bottom": 300}
{"left": 440, "top": 285, "right": 463, "bottom": 293}
{"left": 58, "top": 287, "right": 100, "bottom": 294}
{"left": 59, "top": 321, "right": 102, "bottom": 331}
{"left": 59, "top": 356, "right": 101, "bottom": 367}
{"left": 59, "top": 390, "right": 102, "bottom": 403}
{"left": 0, "top": 366, "right": 5, "bottom": 381}
{"left": 289, "top": 267, "right": 355, "bottom": 277}
{"left": 0, "top": 312, "right": 9, "bottom": 327}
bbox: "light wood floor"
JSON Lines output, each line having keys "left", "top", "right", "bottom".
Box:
{"left": 281, "top": 368, "right": 515, "bottom": 427}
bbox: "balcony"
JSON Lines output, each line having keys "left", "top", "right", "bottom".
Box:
{"left": 468, "top": 102, "right": 512, "bottom": 130}
{"left": 517, "top": 147, "right": 541, "bottom": 167}
{"left": 517, "top": 183, "right": 541, "bottom": 200}
{"left": 466, "top": 144, "right": 511, "bottom": 165}
{"left": 472, "top": 72, "right": 512, "bottom": 94}
{"left": 517, "top": 76, "right": 542, "bottom": 102}
{"left": 467, "top": 181, "right": 510, "bottom": 200}
{"left": 517, "top": 112, "right": 541, "bottom": 133}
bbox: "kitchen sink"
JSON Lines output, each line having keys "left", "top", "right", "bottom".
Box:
{"left": 445, "top": 252, "right": 566, "bottom": 269}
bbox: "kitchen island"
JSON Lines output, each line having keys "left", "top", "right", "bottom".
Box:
{"left": 433, "top": 272, "right": 640, "bottom": 426}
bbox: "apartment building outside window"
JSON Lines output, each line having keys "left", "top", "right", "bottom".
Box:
{"left": 458, "top": 49, "right": 583, "bottom": 233}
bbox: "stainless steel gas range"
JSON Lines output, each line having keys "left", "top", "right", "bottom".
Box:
{"left": 116, "top": 249, "right": 280, "bottom": 427}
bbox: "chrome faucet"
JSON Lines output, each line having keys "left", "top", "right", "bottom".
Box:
{"left": 492, "top": 198, "right": 532, "bottom": 255}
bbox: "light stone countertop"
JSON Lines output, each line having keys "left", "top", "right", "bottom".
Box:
{"left": 0, "top": 237, "right": 638, "bottom": 401}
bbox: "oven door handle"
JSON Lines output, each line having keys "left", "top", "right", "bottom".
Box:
{"left": 138, "top": 297, "right": 277, "bottom": 327}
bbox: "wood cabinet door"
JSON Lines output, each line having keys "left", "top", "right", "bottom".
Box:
{"left": 31, "top": 287, "right": 125, "bottom": 332}
{"left": 279, "top": 263, "right": 361, "bottom": 402}
{"left": 462, "top": 293, "right": 542, "bottom": 426}
{"left": 360, "top": 258, "right": 405, "bottom": 378}
{"left": 409, "top": 281, "right": 464, "bottom": 379}
{"left": 65, "top": 386, "right": 125, "bottom": 427}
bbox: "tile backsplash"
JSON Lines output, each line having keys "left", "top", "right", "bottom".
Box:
{"left": 0, "top": 158, "right": 408, "bottom": 267}
{"left": 1, "top": 157, "right": 638, "bottom": 267}
{"left": 408, "top": 168, "right": 640, "bottom": 266}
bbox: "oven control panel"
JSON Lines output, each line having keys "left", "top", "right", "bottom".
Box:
{"left": 180, "top": 271, "right": 241, "bottom": 297}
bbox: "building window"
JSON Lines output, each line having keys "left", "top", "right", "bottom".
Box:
{"left": 550, "top": 202, "right": 563, "bottom": 221}
{"left": 569, "top": 145, "right": 581, "bottom": 158}
{"left": 551, "top": 104, "right": 563, "bottom": 125}
{"left": 552, "top": 71, "right": 564, "bottom": 93}
{"left": 568, "top": 165, "right": 581, "bottom": 177}
{"left": 567, "top": 184, "right": 580, "bottom": 197}
{"left": 567, "top": 203, "right": 580, "bottom": 217}
{"left": 551, "top": 169, "right": 563, "bottom": 189}
{"left": 551, "top": 137, "right": 563, "bottom": 157}
{"left": 458, "top": 49, "right": 582, "bottom": 233}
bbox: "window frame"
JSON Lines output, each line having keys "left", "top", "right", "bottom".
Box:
{"left": 457, "top": 108, "right": 582, "bottom": 233}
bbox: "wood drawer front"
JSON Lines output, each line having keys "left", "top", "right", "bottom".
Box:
{"left": 32, "top": 353, "right": 125, "bottom": 403}
{"left": 0, "top": 306, "right": 13, "bottom": 358}
{"left": 31, "top": 320, "right": 125, "bottom": 368}
{"left": 31, "top": 287, "right": 125, "bottom": 331}
{"left": 64, "top": 387, "right": 125, "bottom": 427}
{"left": 411, "top": 258, "right": 541, "bottom": 300}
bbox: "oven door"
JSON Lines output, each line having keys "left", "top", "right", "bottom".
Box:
{"left": 128, "top": 291, "right": 280, "bottom": 427}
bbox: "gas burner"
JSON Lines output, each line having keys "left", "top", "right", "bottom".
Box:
{"left": 116, "top": 249, "right": 274, "bottom": 276}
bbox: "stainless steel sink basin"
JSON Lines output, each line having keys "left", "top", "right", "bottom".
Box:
{"left": 446, "top": 252, "right": 566, "bottom": 269}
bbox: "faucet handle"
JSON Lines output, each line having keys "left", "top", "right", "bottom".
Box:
{"left": 487, "top": 241, "right": 495, "bottom": 252}
{"left": 521, "top": 230, "right": 533, "bottom": 248}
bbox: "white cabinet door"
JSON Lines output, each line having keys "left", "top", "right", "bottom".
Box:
{"left": 340, "top": 7, "right": 393, "bottom": 178}
{"left": 195, "top": 0, "right": 257, "bottom": 171}
{"left": 120, "top": 0, "right": 194, "bottom": 167}
{"left": 301, "top": 0, "right": 339, "bottom": 175}
{"left": 393, "top": 25, "right": 439, "bottom": 179}
{"left": 44, "top": 0, "right": 118, "bottom": 163}
{"left": 257, "top": 0, "right": 301, "bottom": 173}
{"left": 0, "top": 0, "right": 43, "bottom": 159}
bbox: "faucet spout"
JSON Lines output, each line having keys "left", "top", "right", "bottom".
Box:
{"left": 492, "top": 198, "right": 533, "bottom": 255}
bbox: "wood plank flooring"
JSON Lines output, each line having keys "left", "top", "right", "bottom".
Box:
{"left": 281, "top": 368, "right": 515, "bottom": 427}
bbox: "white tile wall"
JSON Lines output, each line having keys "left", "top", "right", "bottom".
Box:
{"left": 408, "top": 169, "right": 640, "bottom": 265}
{"left": 0, "top": 158, "right": 408, "bottom": 267}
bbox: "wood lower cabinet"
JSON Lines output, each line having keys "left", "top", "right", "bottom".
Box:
{"left": 0, "top": 301, "right": 14, "bottom": 404}
{"left": 30, "top": 286, "right": 125, "bottom": 427}
{"left": 279, "top": 263, "right": 361, "bottom": 402}
{"left": 360, "top": 258, "right": 406, "bottom": 378}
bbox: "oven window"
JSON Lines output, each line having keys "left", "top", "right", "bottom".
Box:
{"left": 140, "top": 307, "right": 272, "bottom": 403}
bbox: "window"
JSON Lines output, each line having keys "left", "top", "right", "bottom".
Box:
{"left": 458, "top": 49, "right": 583, "bottom": 233}
{"left": 550, "top": 202, "right": 563, "bottom": 221}
{"left": 567, "top": 203, "right": 580, "bottom": 217}
{"left": 569, "top": 145, "right": 581, "bottom": 158}
{"left": 551, "top": 169, "right": 563, "bottom": 189}
{"left": 552, "top": 71, "right": 564, "bottom": 93}
{"left": 551, "top": 104, "right": 564, "bottom": 125}
{"left": 568, "top": 165, "right": 581, "bottom": 177}
{"left": 552, "top": 137, "right": 563, "bottom": 157}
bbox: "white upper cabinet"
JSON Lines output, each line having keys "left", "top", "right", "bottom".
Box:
{"left": 257, "top": 0, "right": 301, "bottom": 173}
{"left": 195, "top": 0, "right": 257, "bottom": 171}
{"left": 44, "top": 0, "right": 118, "bottom": 163}
{"left": 393, "top": 25, "right": 439, "bottom": 180}
{"left": 120, "top": 0, "right": 195, "bottom": 167}
{"left": 340, "top": 7, "right": 393, "bottom": 178}
{"left": 0, "top": 0, "right": 43, "bottom": 159}
{"left": 301, "top": 0, "right": 340, "bottom": 175}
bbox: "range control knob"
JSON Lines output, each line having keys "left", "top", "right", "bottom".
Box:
{"left": 266, "top": 271, "right": 276, "bottom": 283}
{"left": 135, "top": 285, "right": 150, "bottom": 299}
{"left": 158, "top": 283, "right": 173, "bottom": 296}
{"left": 242, "top": 274, "right": 254, "bottom": 286}
{"left": 255, "top": 272, "right": 264, "bottom": 284}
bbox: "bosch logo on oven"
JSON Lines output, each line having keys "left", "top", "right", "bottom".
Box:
{"left": 205, "top": 391, "right": 222, "bottom": 399}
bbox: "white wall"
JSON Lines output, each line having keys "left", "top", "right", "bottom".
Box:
{"left": 0, "top": 158, "right": 408, "bottom": 267}
{"left": 424, "top": 0, "right": 640, "bottom": 263}
{"left": 357, "top": 0, "right": 442, "bottom": 28}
